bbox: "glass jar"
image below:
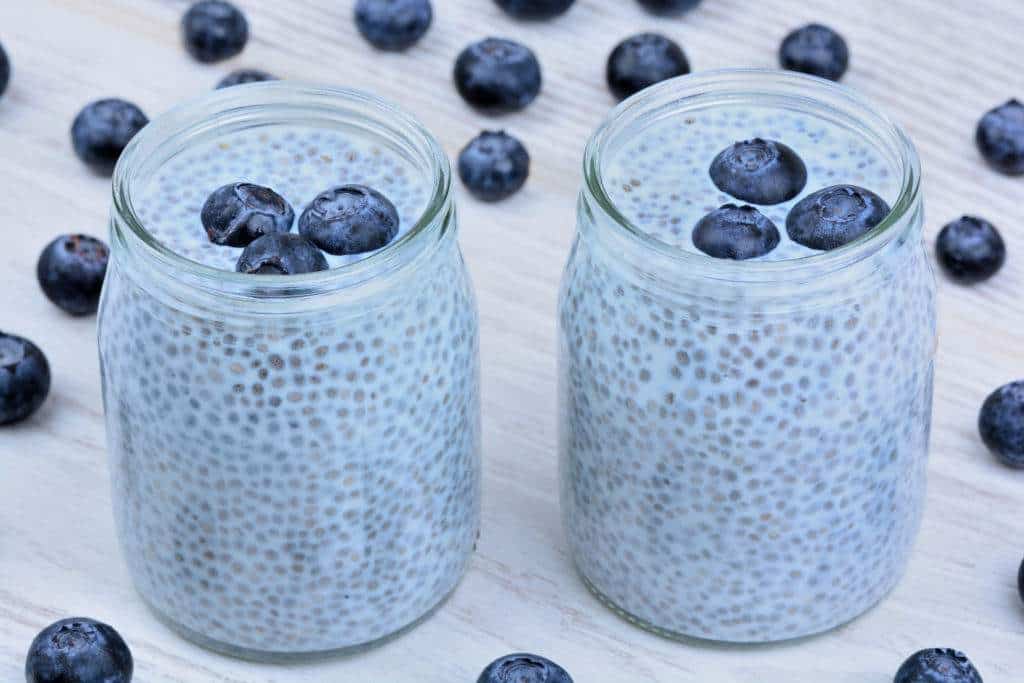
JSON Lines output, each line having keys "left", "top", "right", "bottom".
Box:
{"left": 558, "top": 70, "right": 936, "bottom": 643}
{"left": 98, "top": 83, "right": 481, "bottom": 661}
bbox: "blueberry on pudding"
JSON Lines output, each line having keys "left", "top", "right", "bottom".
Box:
{"left": 235, "top": 233, "right": 328, "bottom": 275}
{"left": 692, "top": 204, "right": 780, "bottom": 260}
{"left": 786, "top": 184, "right": 890, "bottom": 251}
{"left": 201, "top": 182, "right": 295, "bottom": 247}
{"left": 709, "top": 138, "right": 807, "bottom": 205}
{"left": 298, "top": 184, "right": 400, "bottom": 255}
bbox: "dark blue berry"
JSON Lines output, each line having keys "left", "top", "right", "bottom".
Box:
{"left": 299, "top": 185, "right": 399, "bottom": 255}
{"left": 893, "top": 649, "right": 983, "bottom": 683}
{"left": 1018, "top": 556, "right": 1023, "bottom": 605}
{"left": 478, "top": 654, "right": 573, "bottom": 683}
{"left": 201, "top": 182, "right": 295, "bottom": 247}
{"left": 709, "top": 138, "right": 807, "bottom": 205}
{"left": 182, "top": 0, "right": 249, "bottom": 63}
{"left": 979, "top": 380, "right": 1024, "bottom": 469}
{"left": 25, "top": 617, "right": 132, "bottom": 683}
{"left": 976, "top": 99, "right": 1024, "bottom": 176}
{"left": 786, "top": 184, "right": 890, "bottom": 251}
{"left": 355, "top": 0, "right": 432, "bottom": 51}
{"left": 36, "top": 234, "right": 109, "bottom": 316}
{"left": 0, "top": 40, "right": 10, "bottom": 98}
{"left": 454, "top": 38, "right": 542, "bottom": 114}
{"left": 779, "top": 23, "right": 849, "bottom": 82}
{"left": 236, "top": 233, "right": 328, "bottom": 275}
{"left": 216, "top": 68, "right": 276, "bottom": 89}
{"left": 636, "top": 0, "right": 702, "bottom": 15}
{"left": 693, "top": 204, "right": 780, "bottom": 260}
{"left": 0, "top": 332, "right": 49, "bottom": 426}
{"left": 935, "top": 216, "right": 1005, "bottom": 284}
{"left": 70, "top": 99, "right": 148, "bottom": 175}
{"left": 494, "top": 0, "right": 574, "bottom": 20}
{"left": 459, "top": 131, "right": 530, "bottom": 202}
{"left": 606, "top": 33, "right": 689, "bottom": 101}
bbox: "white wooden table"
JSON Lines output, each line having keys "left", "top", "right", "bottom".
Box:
{"left": 1, "top": 1, "right": 1022, "bottom": 680}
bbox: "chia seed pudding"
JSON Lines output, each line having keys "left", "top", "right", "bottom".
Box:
{"left": 558, "top": 71, "right": 936, "bottom": 643}
{"left": 98, "top": 85, "right": 481, "bottom": 659}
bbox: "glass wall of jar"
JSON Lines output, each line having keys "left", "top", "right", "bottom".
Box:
{"left": 558, "top": 70, "right": 935, "bottom": 643}
{"left": 99, "top": 83, "right": 481, "bottom": 661}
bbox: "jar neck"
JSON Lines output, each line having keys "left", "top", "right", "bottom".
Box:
{"left": 110, "top": 83, "right": 453, "bottom": 316}
{"left": 579, "top": 69, "right": 923, "bottom": 304}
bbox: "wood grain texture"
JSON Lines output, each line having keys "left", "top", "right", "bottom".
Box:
{"left": 1, "top": 0, "right": 1022, "bottom": 680}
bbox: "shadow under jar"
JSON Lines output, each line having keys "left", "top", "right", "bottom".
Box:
{"left": 98, "top": 83, "right": 481, "bottom": 661}
{"left": 558, "top": 69, "right": 936, "bottom": 644}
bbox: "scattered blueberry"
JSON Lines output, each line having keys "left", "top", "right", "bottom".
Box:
{"left": 70, "top": 99, "right": 149, "bottom": 175}
{"left": 299, "top": 185, "right": 399, "bottom": 255}
{"left": 459, "top": 130, "right": 530, "bottom": 202}
{"left": 25, "top": 617, "right": 133, "bottom": 683}
{"left": 216, "top": 68, "right": 276, "bottom": 89}
{"left": 606, "top": 33, "right": 690, "bottom": 101}
{"left": 0, "top": 332, "right": 50, "bottom": 426}
{"left": 978, "top": 380, "right": 1024, "bottom": 469}
{"left": 636, "top": 0, "right": 702, "bottom": 15}
{"left": 494, "top": 0, "right": 575, "bottom": 20}
{"left": 355, "top": 0, "right": 433, "bottom": 51}
{"left": 236, "top": 233, "right": 328, "bottom": 275}
{"left": 779, "top": 23, "right": 849, "bottom": 81}
{"left": 36, "top": 234, "right": 109, "bottom": 315}
{"left": 786, "top": 184, "right": 890, "bottom": 251}
{"left": 935, "top": 216, "right": 1006, "bottom": 284}
{"left": 976, "top": 99, "right": 1024, "bottom": 176}
{"left": 692, "top": 204, "right": 780, "bottom": 260}
{"left": 893, "top": 649, "right": 983, "bottom": 683}
{"left": 182, "top": 0, "right": 249, "bottom": 63}
{"left": 201, "top": 182, "right": 295, "bottom": 247}
{"left": 1018, "top": 556, "right": 1023, "bottom": 605}
{"left": 709, "top": 138, "right": 807, "bottom": 205}
{"left": 0, "top": 40, "right": 10, "bottom": 98}
{"left": 454, "top": 37, "right": 542, "bottom": 114}
{"left": 478, "top": 653, "right": 574, "bottom": 683}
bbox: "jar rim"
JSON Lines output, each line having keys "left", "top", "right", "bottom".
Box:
{"left": 582, "top": 68, "right": 922, "bottom": 283}
{"left": 111, "top": 82, "right": 452, "bottom": 303}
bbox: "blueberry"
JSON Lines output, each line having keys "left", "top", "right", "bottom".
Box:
{"left": 494, "top": 0, "right": 575, "bottom": 20}
{"left": 0, "top": 40, "right": 10, "bottom": 98}
{"left": 182, "top": 0, "right": 249, "bottom": 63}
{"left": 477, "top": 653, "right": 573, "bottom": 683}
{"left": 0, "top": 332, "right": 49, "bottom": 426}
{"left": 459, "top": 130, "right": 530, "bottom": 202}
{"left": 1018, "top": 556, "right": 1024, "bottom": 605}
{"left": 25, "top": 617, "right": 132, "bottom": 683}
{"left": 216, "top": 68, "right": 276, "bottom": 89}
{"left": 935, "top": 216, "right": 1005, "bottom": 284}
{"left": 36, "top": 234, "right": 109, "bottom": 316}
{"left": 299, "top": 185, "right": 399, "bottom": 255}
{"left": 893, "top": 649, "right": 983, "bottom": 683}
{"left": 709, "top": 138, "right": 807, "bottom": 205}
{"left": 355, "top": 0, "right": 432, "bottom": 51}
{"left": 606, "top": 33, "right": 690, "bottom": 101}
{"left": 236, "top": 233, "right": 328, "bottom": 275}
{"left": 636, "top": 0, "right": 702, "bottom": 15}
{"left": 979, "top": 380, "right": 1024, "bottom": 469}
{"left": 454, "top": 38, "right": 542, "bottom": 114}
{"left": 779, "top": 23, "right": 849, "bottom": 82}
{"left": 201, "top": 183, "right": 295, "bottom": 247}
{"left": 692, "top": 204, "right": 780, "bottom": 260}
{"left": 70, "top": 99, "right": 149, "bottom": 175}
{"left": 976, "top": 99, "right": 1024, "bottom": 176}
{"left": 786, "top": 184, "right": 890, "bottom": 251}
